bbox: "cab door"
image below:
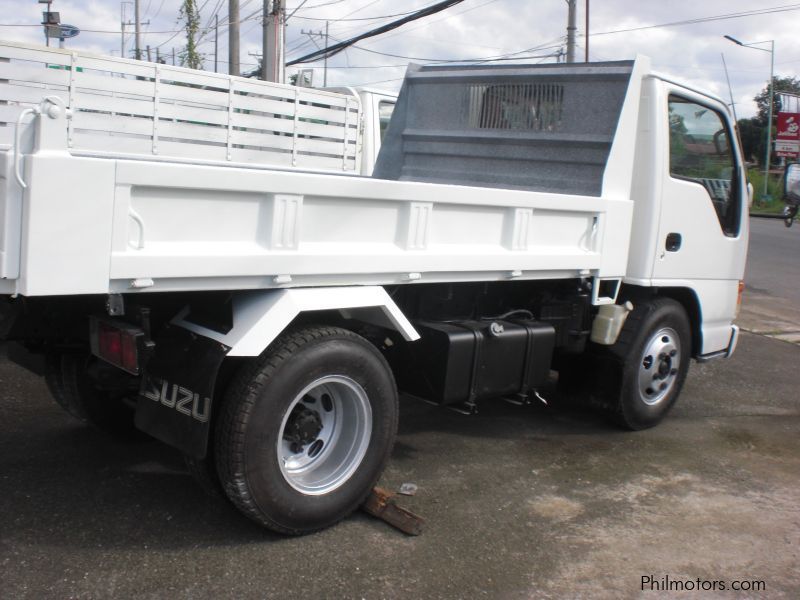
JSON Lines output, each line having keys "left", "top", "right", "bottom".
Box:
{"left": 652, "top": 86, "right": 749, "bottom": 354}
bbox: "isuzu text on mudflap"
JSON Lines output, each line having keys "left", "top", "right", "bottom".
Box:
{"left": 0, "top": 41, "right": 747, "bottom": 534}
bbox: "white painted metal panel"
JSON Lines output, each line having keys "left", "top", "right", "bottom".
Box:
{"left": 95, "top": 159, "right": 625, "bottom": 293}
{"left": 0, "top": 41, "right": 363, "bottom": 173}
{"left": 173, "top": 286, "right": 419, "bottom": 356}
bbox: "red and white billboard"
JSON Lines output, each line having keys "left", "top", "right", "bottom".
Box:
{"left": 776, "top": 112, "right": 800, "bottom": 159}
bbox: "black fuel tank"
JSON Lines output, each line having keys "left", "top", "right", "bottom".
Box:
{"left": 392, "top": 318, "right": 555, "bottom": 405}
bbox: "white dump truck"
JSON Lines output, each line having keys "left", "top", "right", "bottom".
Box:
{"left": 0, "top": 41, "right": 747, "bottom": 534}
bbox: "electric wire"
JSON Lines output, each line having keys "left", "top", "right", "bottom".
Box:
{"left": 287, "top": 0, "right": 467, "bottom": 65}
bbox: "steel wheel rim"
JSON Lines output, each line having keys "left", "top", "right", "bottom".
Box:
{"left": 277, "top": 375, "right": 372, "bottom": 495}
{"left": 638, "top": 327, "right": 681, "bottom": 406}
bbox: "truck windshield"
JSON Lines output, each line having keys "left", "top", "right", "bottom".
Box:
{"left": 668, "top": 95, "right": 740, "bottom": 236}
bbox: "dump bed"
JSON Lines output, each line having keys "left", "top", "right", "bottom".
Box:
{"left": 0, "top": 42, "right": 648, "bottom": 299}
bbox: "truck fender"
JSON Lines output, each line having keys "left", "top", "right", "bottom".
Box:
{"left": 172, "top": 285, "right": 419, "bottom": 357}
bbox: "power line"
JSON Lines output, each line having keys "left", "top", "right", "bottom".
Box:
{"left": 343, "top": 0, "right": 386, "bottom": 18}
{"left": 344, "top": 42, "right": 564, "bottom": 63}
{"left": 287, "top": 0, "right": 467, "bottom": 65}
{"left": 291, "top": 7, "right": 438, "bottom": 22}
{"left": 348, "top": 0, "right": 503, "bottom": 44}
{"left": 588, "top": 3, "right": 800, "bottom": 37}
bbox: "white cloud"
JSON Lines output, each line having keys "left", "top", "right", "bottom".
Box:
{"left": 0, "top": 0, "right": 796, "bottom": 116}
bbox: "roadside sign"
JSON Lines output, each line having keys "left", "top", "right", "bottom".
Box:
{"left": 777, "top": 112, "right": 800, "bottom": 159}
{"left": 58, "top": 24, "right": 80, "bottom": 39}
{"left": 46, "top": 23, "right": 79, "bottom": 39}
{"left": 776, "top": 140, "right": 799, "bottom": 159}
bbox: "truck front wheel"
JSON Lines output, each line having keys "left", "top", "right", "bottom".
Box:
{"left": 215, "top": 325, "right": 398, "bottom": 535}
{"left": 596, "top": 298, "right": 691, "bottom": 430}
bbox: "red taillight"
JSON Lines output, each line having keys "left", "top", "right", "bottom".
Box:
{"left": 91, "top": 318, "right": 143, "bottom": 374}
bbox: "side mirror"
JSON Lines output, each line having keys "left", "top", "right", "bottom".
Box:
{"left": 785, "top": 163, "right": 800, "bottom": 203}
{"left": 713, "top": 129, "right": 729, "bottom": 155}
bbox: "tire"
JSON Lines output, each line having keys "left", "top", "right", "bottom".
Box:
{"left": 784, "top": 205, "right": 796, "bottom": 228}
{"left": 45, "top": 352, "right": 140, "bottom": 436}
{"left": 592, "top": 298, "right": 691, "bottom": 430}
{"left": 215, "top": 325, "right": 398, "bottom": 535}
{"left": 44, "top": 352, "right": 85, "bottom": 420}
{"left": 184, "top": 454, "right": 225, "bottom": 498}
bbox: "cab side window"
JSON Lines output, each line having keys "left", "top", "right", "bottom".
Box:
{"left": 378, "top": 101, "right": 395, "bottom": 141}
{"left": 668, "top": 95, "right": 740, "bottom": 236}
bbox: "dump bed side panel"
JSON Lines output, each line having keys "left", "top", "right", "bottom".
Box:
{"left": 373, "top": 61, "right": 635, "bottom": 197}
{"left": 0, "top": 41, "right": 361, "bottom": 173}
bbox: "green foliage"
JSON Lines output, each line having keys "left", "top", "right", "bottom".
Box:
{"left": 179, "top": 0, "right": 203, "bottom": 70}
{"left": 736, "top": 117, "right": 763, "bottom": 164}
{"left": 754, "top": 75, "right": 800, "bottom": 126}
{"left": 748, "top": 167, "right": 784, "bottom": 211}
{"left": 668, "top": 106, "right": 688, "bottom": 165}
{"left": 735, "top": 77, "right": 800, "bottom": 168}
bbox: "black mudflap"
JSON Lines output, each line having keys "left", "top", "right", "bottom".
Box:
{"left": 135, "top": 324, "right": 229, "bottom": 458}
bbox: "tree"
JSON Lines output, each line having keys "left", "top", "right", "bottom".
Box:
{"left": 179, "top": 0, "right": 203, "bottom": 70}
{"left": 754, "top": 75, "right": 800, "bottom": 126}
{"left": 739, "top": 76, "right": 800, "bottom": 167}
{"left": 736, "top": 117, "right": 762, "bottom": 164}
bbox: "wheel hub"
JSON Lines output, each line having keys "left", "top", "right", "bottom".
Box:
{"left": 277, "top": 376, "right": 372, "bottom": 496}
{"left": 638, "top": 327, "right": 681, "bottom": 406}
{"left": 283, "top": 405, "right": 323, "bottom": 453}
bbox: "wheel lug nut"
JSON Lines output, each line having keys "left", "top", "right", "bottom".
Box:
{"left": 660, "top": 382, "right": 668, "bottom": 391}
{"left": 669, "top": 350, "right": 677, "bottom": 357}
{"left": 670, "top": 368, "right": 678, "bottom": 375}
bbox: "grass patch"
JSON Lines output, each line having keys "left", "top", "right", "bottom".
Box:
{"left": 748, "top": 168, "right": 786, "bottom": 215}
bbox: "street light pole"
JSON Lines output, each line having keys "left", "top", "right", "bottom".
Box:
{"left": 725, "top": 35, "right": 775, "bottom": 200}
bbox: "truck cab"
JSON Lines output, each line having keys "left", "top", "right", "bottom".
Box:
{"left": 626, "top": 72, "right": 748, "bottom": 357}
{"left": 324, "top": 87, "right": 397, "bottom": 175}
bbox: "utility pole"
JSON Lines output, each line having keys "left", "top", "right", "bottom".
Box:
{"left": 146, "top": 45, "right": 151, "bottom": 62}
{"left": 300, "top": 24, "right": 329, "bottom": 86}
{"left": 214, "top": 14, "right": 219, "bottom": 73}
{"left": 121, "top": 2, "right": 134, "bottom": 58}
{"left": 566, "top": 0, "right": 577, "bottom": 63}
{"left": 584, "top": 0, "right": 589, "bottom": 62}
{"left": 134, "top": 0, "right": 142, "bottom": 60}
{"left": 172, "top": 47, "right": 176, "bottom": 66}
{"left": 39, "top": 0, "right": 54, "bottom": 48}
{"left": 229, "top": 0, "right": 240, "bottom": 76}
{"left": 324, "top": 20, "right": 329, "bottom": 86}
{"left": 121, "top": 3, "right": 127, "bottom": 57}
{"left": 263, "top": 0, "right": 286, "bottom": 83}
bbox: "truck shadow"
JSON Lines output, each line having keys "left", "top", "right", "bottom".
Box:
{"left": 0, "top": 370, "right": 618, "bottom": 551}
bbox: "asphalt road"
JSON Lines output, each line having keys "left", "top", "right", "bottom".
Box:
{"left": 0, "top": 219, "right": 798, "bottom": 599}
{"left": 746, "top": 217, "right": 800, "bottom": 305}
{"left": 739, "top": 217, "right": 800, "bottom": 342}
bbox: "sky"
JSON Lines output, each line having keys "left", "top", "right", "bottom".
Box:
{"left": 1, "top": 0, "right": 798, "bottom": 119}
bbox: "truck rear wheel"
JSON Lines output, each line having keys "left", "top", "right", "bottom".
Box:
{"left": 215, "top": 326, "right": 398, "bottom": 535}
{"left": 595, "top": 298, "right": 691, "bottom": 430}
{"left": 44, "top": 352, "right": 139, "bottom": 435}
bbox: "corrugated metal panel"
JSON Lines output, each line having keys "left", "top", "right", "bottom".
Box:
{"left": 373, "top": 61, "right": 635, "bottom": 197}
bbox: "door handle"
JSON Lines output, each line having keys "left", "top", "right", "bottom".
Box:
{"left": 665, "top": 232, "right": 682, "bottom": 252}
